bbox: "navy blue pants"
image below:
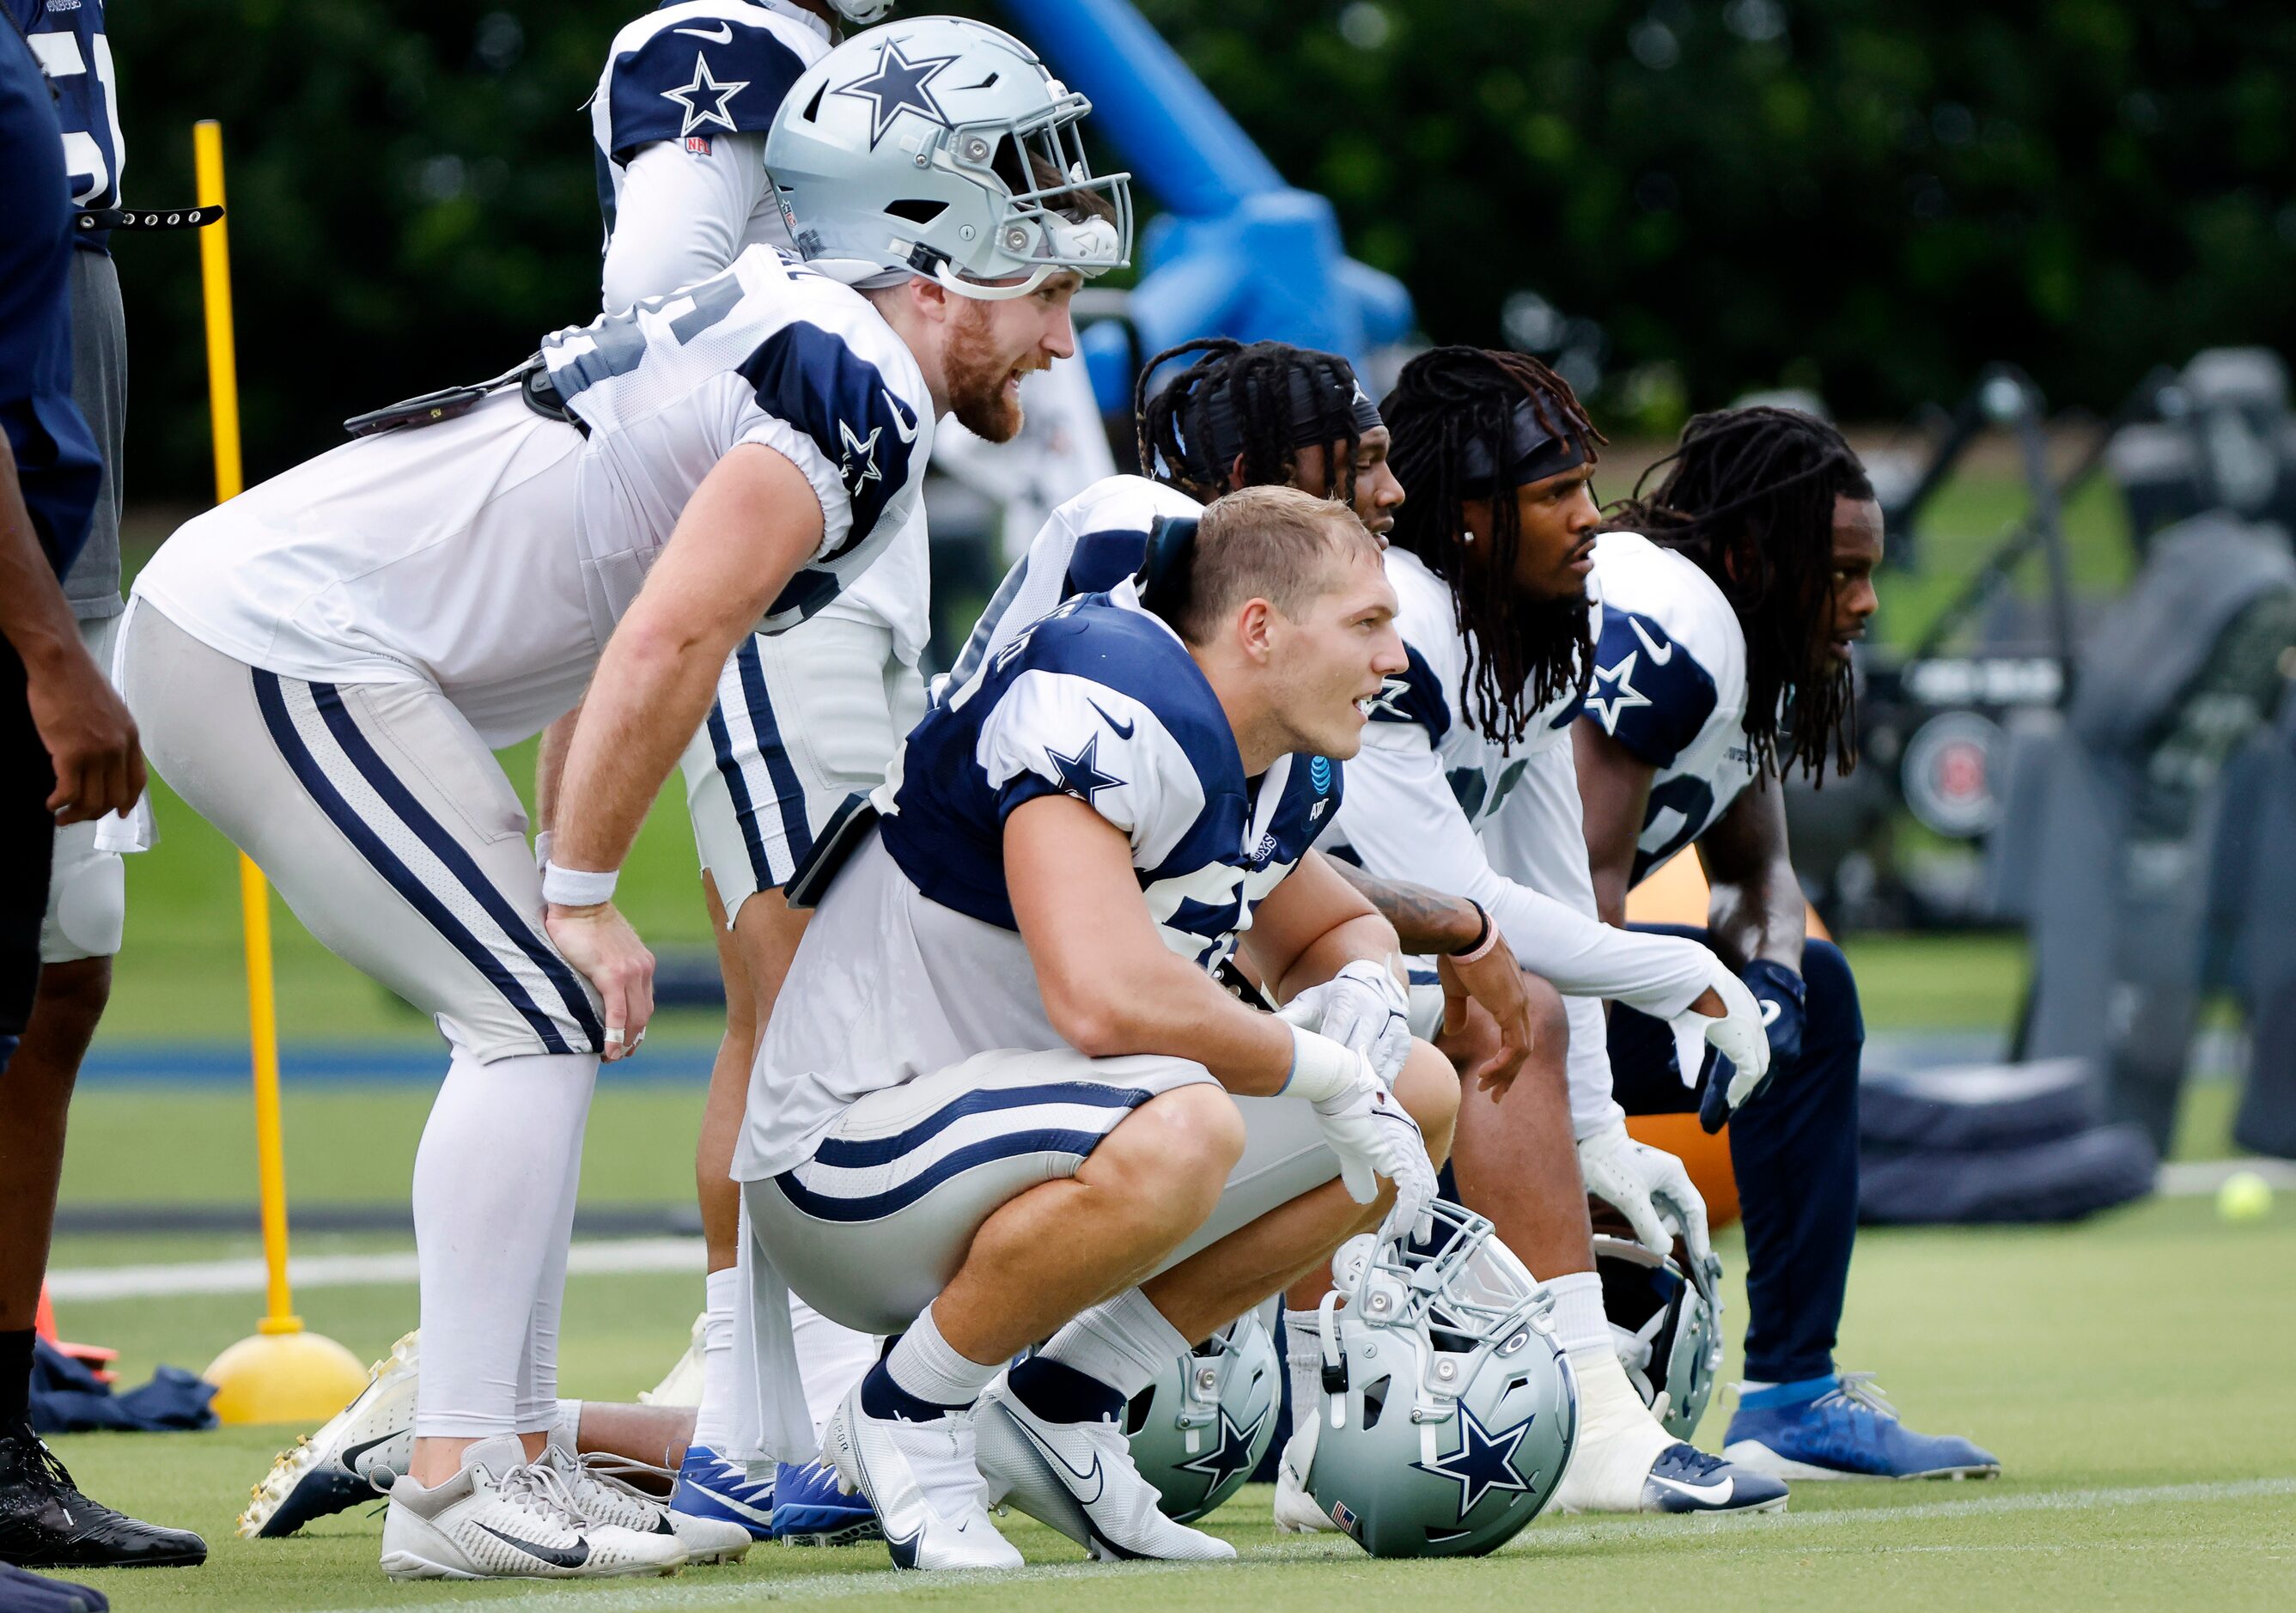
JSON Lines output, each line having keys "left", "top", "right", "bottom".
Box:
{"left": 1609, "top": 926, "right": 1864, "bottom": 1385}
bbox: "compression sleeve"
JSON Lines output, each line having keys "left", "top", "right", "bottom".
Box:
{"left": 600, "top": 133, "right": 768, "bottom": 313}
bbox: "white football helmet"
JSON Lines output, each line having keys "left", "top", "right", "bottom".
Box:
{"left": 826, "top": 0, "right": 897, "bottom": 23}
{"left": 1592, "top": 1233, "right": 1723, "bottom": 1440}
{"left": 1124, "top": 1311, "right": 1281, "bottom": 1523}
{"left": 766, "top": 15, "right": 1132, "bottom": 299}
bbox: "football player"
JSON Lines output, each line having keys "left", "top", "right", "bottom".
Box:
{"left": 1565, "top": 405, "right": 2000, "bottom": 1480}
{"left": 1315, "top": 345, "right": 1787, "bottom": 1517}
{"left": 564, "top": 0, "right": 912, "bottom": 1549}
{"left": 122, "top": 15, "right": 1127, "bottom": 1580}
{"left": 731, "top": 484, "right": 1454, "bottom": 1569}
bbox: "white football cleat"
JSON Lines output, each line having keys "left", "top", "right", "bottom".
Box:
{"left": 820, "top": 1388, "right": 1020, "bottom": 1571}
{"left": 638, "top": 1312, "right": 707, "bottom": 1408}
{"left": 378, "top": 1437, "right": 686, "bottom": 1580}
{"left": 1270, "top": 1418, "right": 1335, "bottom": 1534}
{"left": 975, "top": 1373, "right": 1235, "bottom": 1562}
{"left": 238, "top": 1329, "right": 419, "bottom": 1539}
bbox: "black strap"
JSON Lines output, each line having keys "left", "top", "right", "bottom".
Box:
{"left": 76, "top": 204, "right": 224, "bottom": 233}
{"left": 783, "top": 793, "right": 881, "bottom": 910}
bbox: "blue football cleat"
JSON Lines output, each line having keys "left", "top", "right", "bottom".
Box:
{"left": 1723, "top": 1373, "right": 2001, "bottom": 1481}
{"left": 770, "top": 1458, "right": 882, "bottom": 1547}
{"left": 1641, "top": 1443, "right": 1788, "bottom": 1514}
{"left": 669, "top": 1445, "right": 775, "bottom": 1543}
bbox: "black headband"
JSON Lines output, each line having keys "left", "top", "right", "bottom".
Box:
{"left": 1455, "top": 394, "right": 1587, "bottom": 493}
{"left": 1135, "top": 513, "right": 1199, "bottom": 623}
{"left": 1181, "top": 365, "right": 1382, "bottom": 483}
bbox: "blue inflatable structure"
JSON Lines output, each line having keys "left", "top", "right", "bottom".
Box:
{"left": 998, "top": 0, "right": 1416, "bottom": 412}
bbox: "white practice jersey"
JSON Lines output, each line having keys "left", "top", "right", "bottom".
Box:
{"left": 133, "top": 247, "right": 932, "bottom": 748}
{"left": 1578, "top": 532, "right": 1757, "bottom": 883}
{"left": 735, "top": 580, "right": 1344, "bottom": 1179}
{"left": 1336, "top": 547, "right": 1716, "bottom": 1135}
{"left": 940, "top": 472, "right": 1201, "bottom": 696}
{"left": 590, "top": 0, "right": 929, "bottom": 664}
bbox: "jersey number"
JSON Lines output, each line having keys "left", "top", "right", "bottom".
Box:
{"left": 1636, "top": 774, "right": 1716, "bottom": 882}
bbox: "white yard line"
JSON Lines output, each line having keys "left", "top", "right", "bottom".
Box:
{"left": 45, "top": 1236, "right": 704, "bottom": 1301}
{"left": 308, "top": 1476, "right": 2296, "bottom": 1612}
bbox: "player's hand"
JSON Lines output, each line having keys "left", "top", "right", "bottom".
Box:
{"left": 545, "top": 902, "right": 655, "bottom": 1061}
{"left": 1668, "top": 958, "right": 1769, "bottom": 1126}
{"left": 1696, "top": 959, "right": 1803, "bottom": 1132}
{"left": 1577, "top": 1120, "right": 1714, "bottom": 1274}
{"left": 1437, "top": 940, "right": 1534, "bottom": 1094}
{"left": 1282, "top": 959, "right": 1411, "bottom": 1083}
{"left": 24, "top": 638, "right": 145, "bottom": 825}
{"left": 1285, "top": 1025, "right": 1438, "bottom": 1241}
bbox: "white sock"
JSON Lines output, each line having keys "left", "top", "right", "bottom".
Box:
{"left": 411, "top": 1050, "right": 597, "bottom": 1440}
{"left": 1553, "top": 1339, "right": 1678, "bottom": 1512}
{"left": 691, "top": 1267, "right": 740, "bottom": 1453}
{"left": 790, "top": 1290, "right": 878, "bottom": 1443}
{"left": 1282, "top": 1308, "right": 1324, "bottom": 1439}
{"left": 1037, "top": 1287, "right": 1191, "bottom": 1401}
{"left": 883, "top": 1302, "right": 1000, "bottom": 1411}
{"left": 1546, "top": 1270, "right": 1613, "bottom": 1361}
{"left": 549, "top": 1400, "right": 583, "bottom": 1455}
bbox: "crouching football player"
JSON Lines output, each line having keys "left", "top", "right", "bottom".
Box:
{"left": 730, "top": 486, "right": 1458, "bottom": 1568}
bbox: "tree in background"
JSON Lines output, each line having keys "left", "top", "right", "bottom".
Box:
{"left": 110, "top": 0, "right": 2296, "bottom": 498}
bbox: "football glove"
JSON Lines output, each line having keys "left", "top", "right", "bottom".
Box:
{"left": 1281, "top": 959, "right": 1412, "bottom": 1084}
{"left": 1577, "top": 1120, "right": 1714, "bottom": 1275}
{"left": 1283, "top": 1023, "right": 1437, "bottom": 1242}
{"left": 1668, "top": 956, "right": 1769, "bottom": 1129}
{"left": 1692, "top": 960, "right": 1804, "bottom": 1133}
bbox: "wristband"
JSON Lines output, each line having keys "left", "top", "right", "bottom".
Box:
{"left": 1282, "top": 1023, "right": 1363, "bottom": 1105}
{"left": 542, "top": 860, "right": 618, "bottom": 908}
{"left": 533, "top": 831, "right": 553, "bottom": 873}
{"left": 1453, "top": 899, "right": 1499, "bottom": 964}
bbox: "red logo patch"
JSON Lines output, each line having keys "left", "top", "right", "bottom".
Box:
{"left": 685, "top": 135, "right": 713, "bottom": 155}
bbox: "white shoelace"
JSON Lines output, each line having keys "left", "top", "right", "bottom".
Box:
{"left": 1814, "top": 1372, "right": 1899, "bottom": 1419}
{"left": 493, "top": 1460, "right": 588, "bottom": 1532}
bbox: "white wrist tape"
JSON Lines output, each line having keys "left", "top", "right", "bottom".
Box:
{"left": 541, "top": 860, "right": 618, "bottom": 908}
{"left": 1282, "top": 1023, "right": 1364, "bottom": 1105}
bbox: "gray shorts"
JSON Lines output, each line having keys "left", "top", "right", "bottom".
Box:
{"left": 677, "top": 615, "right": 922, "bottom": 922}
{"left": 746, "top": 1045, "right": 1345, "bottom": 1336}
{"left": 120, "top": 602, "right": 602, "bottom": 1060}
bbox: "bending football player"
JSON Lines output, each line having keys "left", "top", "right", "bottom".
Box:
{"left": 1564, "top": 405, "right": 1998, "bottom": 1481}
{"left": 131, "top": 14, "right": 1124, "bottom": 1581}
{"left": 730, "top": 486, "right": 1459, "bottom": 1569}
{"left": 1306, "top": 345, "right": 1785, "bottom": 1518}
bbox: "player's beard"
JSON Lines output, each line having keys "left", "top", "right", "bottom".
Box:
{"left": 944, "top": 297, "right": 1026, "bottom": 443}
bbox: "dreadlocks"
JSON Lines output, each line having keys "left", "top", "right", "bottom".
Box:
{"left": 1135, "top": 338, "right": 1373, "bottom": 507}
{"left": 1605, "top": 405, "right": 1875, "bottom": 782}
{"left": 1382, "top": 346, "right": 1606, "bottom": 749}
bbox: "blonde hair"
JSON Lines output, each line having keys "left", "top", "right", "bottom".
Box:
{"left": 1175, "top": 484, "right": 1379, "bottom": 645}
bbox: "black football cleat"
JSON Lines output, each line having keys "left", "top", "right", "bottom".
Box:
{"left": 0, "top": 1421, "right": 206, "bottom": 1570}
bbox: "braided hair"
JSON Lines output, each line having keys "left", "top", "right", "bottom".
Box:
{"left": 1135, "top": 338, "right": 1368, "bottom": 506}
{"left": 1383, "top": 346, "right": 1606, "bottom": 748}
{"left": 1605, "top": 405, "right": 1875, "bottom": 781}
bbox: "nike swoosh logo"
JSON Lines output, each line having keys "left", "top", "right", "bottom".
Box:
{"left": 1628, "top": 617, "right": 1675, "bottom": 666}
{"left": 476, "top": 1522, "right": 590, "bottom": 1567}
{"left": 884, "top": 388, "right": 920, "bottom": 442}
{"left": 339, "top": 1432, "right": 399, "bottom": 1479}
{"left": 1087, "top": 699, "right": 1135, "bottom": 740}
{"left": 1758, "top": 1001, "right": 1781, "bottom": 1026}
{"left": 1008, "top": 1408, "right": 1105, "bottom": 1503}
{"left": 1648, "top": 1472, "right": 1734, "bottom": 1505}
{"left": 687, "top": 1480, "right": 774, "bottom": 1527}
{"left": 675, "top": 21, "right": 734, "bottom": 41}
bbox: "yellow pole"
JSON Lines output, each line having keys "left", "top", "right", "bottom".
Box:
{"left": 193, "top": 121, "right": 298, "bottom": 1336}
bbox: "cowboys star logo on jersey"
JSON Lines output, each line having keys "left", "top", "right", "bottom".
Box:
{"left": 660, "top": 54, "right": 750, "bottom": 138}
{"left": 838, "top": 420, "right": 884, "bottom": 497}
{"left": 835, "top": 38, "right": 958, "bottom": 148}
{"left": 1366, "top": 675, "right": 1414, "bottom": 720}
{"left": 1585, "top": 650, "right": 1653, "bottom": 733}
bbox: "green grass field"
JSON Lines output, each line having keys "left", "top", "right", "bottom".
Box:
{"left": 38, "top": 1191, "right": 2296, "bottom": 1611}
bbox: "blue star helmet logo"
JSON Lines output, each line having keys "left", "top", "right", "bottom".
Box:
{"left": 834, "top": 38, "right": 959, "bottom": 149}
{"left": 660, "top": 54, "right": 750, "bottom": 139}
{"left": 1585, "top": 652, "right": 1653, "bottom": 733}
{"left": 1410, "top": 1402, "right": 1538, "bottom": 1516}
{"left": 1045, "top": 732, "right": 1125, "bottom": 807}
{"left": 1174, "top": 1402, "right": 1267, "bottom": 1496}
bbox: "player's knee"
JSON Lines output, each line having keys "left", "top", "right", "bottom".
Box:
{"left": 1396, "top": 1038, "right": 1462, "bottom": 1167}
{"left": 1114, "top": 1082, "right": 1245, "bottom": 1194}
{"left": 1523, "top": 971, "right": 1569, "bottom": 1075}
{"left": 1800, "top": 939, "right": 1865, "bottom": 1054}
{"left": 32, "top": 954, "right": 113, "bottom": 1044}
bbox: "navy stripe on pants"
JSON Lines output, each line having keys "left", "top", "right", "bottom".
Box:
{"left": 1609, "top": 923, "right": 1864, "bottom": 1385}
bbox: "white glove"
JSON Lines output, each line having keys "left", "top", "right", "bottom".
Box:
{"left": 1284, "top": 1023, "right": 1437, "bottom": 1242}
{"left": 1576, "top": 1119, "right": 1714, "bottom": 1275}
{"left": 1280, "top": 959, "right": 1412, "bottom": 1084}
{"left": 1666, "top": 955, "right": 1769, "bottom": 1105}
